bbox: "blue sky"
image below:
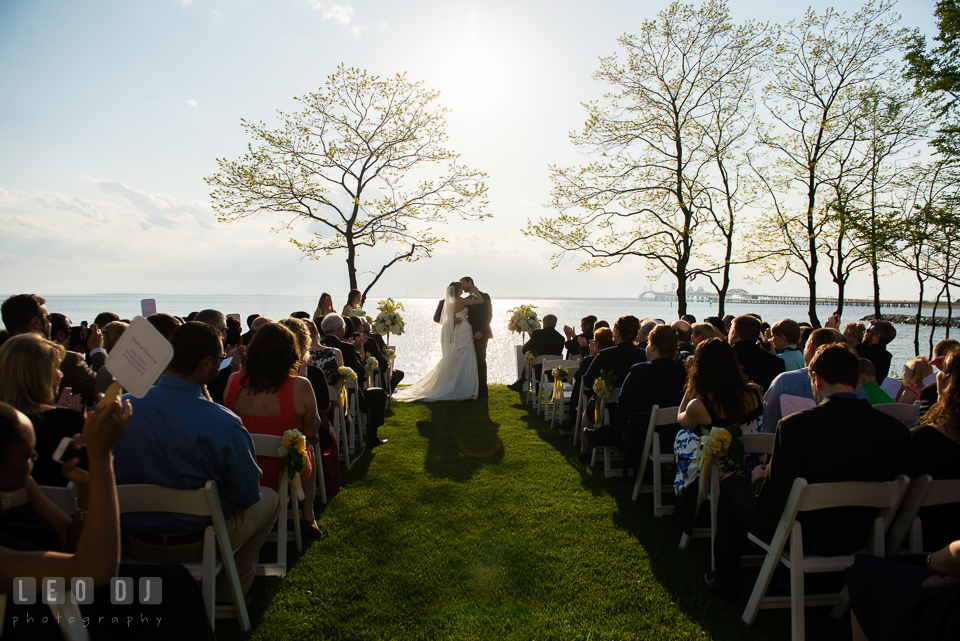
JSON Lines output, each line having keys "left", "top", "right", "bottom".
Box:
{"left": 0, "top": 0, "right": 939, "bottom": 301}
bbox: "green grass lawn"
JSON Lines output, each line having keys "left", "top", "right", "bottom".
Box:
{"left": 220, "top": 387, "right": 853, "bottom": 640}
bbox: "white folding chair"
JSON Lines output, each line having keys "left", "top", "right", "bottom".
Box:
{"left": 780, "top": 394, "right": 816, "bottom": 419}
{"left": 886, "top": 475, "right": 960, "bottom": 555}
{"left": 879, "top": 377, "right": 903, "bottom": 401}
{"left": 249, "top": 434, "right": 302, "bottom": 578}
{"left": 741, "top": 475, "right": 909, "bottom": 641}
{"left": 345, "top": 377, "right": 366, "bottom": 449}
{"left": 631, "top": 405, "right": 681, "bottom": 517}
{"left": 116, "top": 481, "right": 251, "bottom": 632}
{"left": 329, "top": 384, "right": 351, "bottom": 470}
{"left": 572, "top": 390, "right": 587, "bottom": 446}
{"left": 679, "top": 433, "right": 776, "bottom": 572}
{"left": 312, "top": 441, "right": 328, "bottom": 505}
{"left": 527, "top": 355, "right": 560, "bottom": 409}
{"left": 586, "top": 388, "right": 625, "bottom": 477}
{"left": 873, "top": 402, "right": 921, "bottom": 428}
{"left": 538, "top": 358, "right": 578, "bottom": 424}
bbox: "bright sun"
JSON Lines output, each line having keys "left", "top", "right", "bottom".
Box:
{"left": 444, "top": 48, "right": 500, "bottom": 109}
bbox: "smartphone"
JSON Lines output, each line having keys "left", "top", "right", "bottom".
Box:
{"left": 52, "top": 437, "right": 88, "bottom": 472}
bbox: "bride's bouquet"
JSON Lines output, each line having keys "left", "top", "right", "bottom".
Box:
{"left": 507, "top": 304, "right": 541, "bottom": 334}
{"left": 348, "top": 308, "right": 372, "bottom": 323}
{"left": 373, "top": 298, "right": 405, "bottom": 338}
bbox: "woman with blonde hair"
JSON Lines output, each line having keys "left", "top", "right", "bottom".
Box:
{"left": 0, "top": 334, "right": 84, "bottom": 486}
{"left": 341, "top": 289, "right": 362, "bottom": 317}
{"left": 313, "top": 292, "right": 335, "bottom": 323}
{"left": 901, "top": 356, "right": 934, "bottom": 406}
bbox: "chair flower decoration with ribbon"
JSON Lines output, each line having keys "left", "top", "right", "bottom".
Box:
{"left": 523, "top": 350, "right": 538, "bottom": 389}
{"left": 507, "top": 304, "right": 541, "bottom": 338}
{"left": 333, "top": 366, "right": 357, "bottom": 409}
{"left": 363, "top": 353, "right": 379, "bottom": 387}
{"left": 551, "top": 365, "right": 569, "bottom": 403}
{"left": 278, "top": 429, "right": 308, "bottom": 500}
{"left": 373, "top": 298, "right": 405, "bottom": 342}
{"left": 381, "top": 346, "right": 396, "bottom": 362}
{"left": 694, "top": 423, "right": 744, "bottom": 497}
{"left": 592, "top": 369, "right": 617, "bottom": 424}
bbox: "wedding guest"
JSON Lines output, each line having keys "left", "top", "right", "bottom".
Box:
{"left": 94, "top": 320, "right": 128, "bottom": 395}
{"left": 93, "top": 312, "right": 119, "bottom": 328}
{"left": 617, "top": 324, "right": 687, "bottom": 470}
{"left": 921, "top": 340, "right": 960, "bottom": 412}
{"left": 342, "top": 289, "right": 362, "bottom": 316}
{"left": 905, "top": 350, "right": 960, "bottom": 552}
{"left": 0, "top": 329, "right": 8, "bottom": 348}
{"left": 0, "top": 334, "right": 85, "bottom": 487}
{"left": 859, "top": 359, "right": 893, "bottom": 405}
{"left": 558, "top": 327, "right": 615, "bottom": 431}
{"left": 320, "top": 313, "right": 389, "bottom": 446}
{"left": 147, "top": 312, "right": 182, "bottom": 340}
{"left": 1, "top": 294, "right": 104, "bottom": 406}
{"left": 49, "top": 313, "right": 71, "bottom": 347}
{"left": 195, "top": 309, "right": 239, "bottom": 405}
{"left": 672, "top": 320, "right": 695, "bottom": 362}
{"left": 901, "top": 357, "right": 933, "bottom": 406}
{"left": 769, "top": 318, "right": 803, "bottom": 371}
{"left": 308, "top": 315, "right": 343, "bottom": 382}
{"left": 578, "top": 316, "right": 646, "bottom": 433}
{"left": 636, "top": 319, "right": 657, "bottom": 349}
{"left": 691, "top": 323, "right": 715, "bottom": 346}
{"left": 706, "top": 343, "right": 909, "bottom": 602}
{"left": 241, "top": 313, "right": 260, "bottom": 346}
{"left": 563, "top": 315, "right": 597, "bottom": 359}
{"left": 112, "top": 321, "right": 280, "bottom": 603}
{"left": 728, "top": 315, "right": 785, "bottom": 393}
{"left": 507, "top": 314, "right": 565, "bottom": 392}
{"left": 361, "top": 318, "right": 404, "bottom": 392}
{"left": 857, "top": 319, "right": 896, "bottom": 385}
{"left": 681, "top": 314, "right": 696, "bottom": 324}
{"left": 225, "top": 322, "right": 324, "bottom": 532}
{"left": 673, "top": 338, "right": 763, "bottom": 530}
{"left": 314, "top": 292, "right": 336, "bottom": 323}
{"left": 843, "top": 322, "right": 866, "bottom": 347}
{"left": 225, "top": 315, "right": 242, "bottom": 348}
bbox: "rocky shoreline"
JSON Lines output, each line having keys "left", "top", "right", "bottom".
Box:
{"left": 865, "top": 313, "right": 960, "bottom": 329}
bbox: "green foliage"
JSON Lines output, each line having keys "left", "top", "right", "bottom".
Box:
{"left": 906, "top": 0, "right": 960, "bottom": 157}
{"left": 206, "top": 65, "right": 488, "bottom": 301}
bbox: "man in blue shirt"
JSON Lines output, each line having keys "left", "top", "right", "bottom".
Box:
{"left": 113, "top": 321, "right": 279, "bottom": 603}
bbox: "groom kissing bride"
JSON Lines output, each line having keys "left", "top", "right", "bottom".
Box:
{"left": 393, "top": 277, "right": 492, "bottom": 403}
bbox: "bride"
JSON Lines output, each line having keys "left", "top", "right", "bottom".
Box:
{"left": 394, "top": 281, "right": 485, "bottom": 402}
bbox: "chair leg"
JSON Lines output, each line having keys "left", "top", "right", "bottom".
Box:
{"left": 790, "top": 529, "right": 806, "bottom": 641}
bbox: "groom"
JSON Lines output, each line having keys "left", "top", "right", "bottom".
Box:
{"left": 433, "top": 276, "right": 493, "bottom": 397}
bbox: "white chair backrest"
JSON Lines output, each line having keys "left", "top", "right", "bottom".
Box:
{"left": 739, "top": 433, "right": 776, "bottom": 455}
{"left": 873, "top": 402, "right": 920, "bottom": 426}
{"left": 250, "top": 433, "right": 283, "bottom": 458}
{"left": 652, "top": 405, "right": 679, "bottom": 426}
{"left": 923, "top": 372, "right": 938, "bottom": 386}
{"left": 604, "top": 387, "right": 621, "bottom": 404}
{"left": 780, "top": 394, "right": 816, "bottom": 419}
{"left": 328, "top": 385, "right": 340, "bottom": 404}
{"left": 532, "top": 354, "right": 561, "bottom": 365}
{"left": 879, "top": 377, "right": 903, "bottom": 400}
{"left": 117, "top": 481, "right": 218, "bottom": 517}
{"left": 795, "top": 476, "right": 909, "bottom": 514}
{"left": 39, "top": 483, "right": 77, "bottom": 517}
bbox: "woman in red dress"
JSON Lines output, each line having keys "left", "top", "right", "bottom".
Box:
{"left": 224, "top": 323, "right": 322, "bottom": 532}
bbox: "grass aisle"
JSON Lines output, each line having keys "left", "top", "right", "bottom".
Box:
{"left": 229, "top": 387, "right": 852, "bottom": 640}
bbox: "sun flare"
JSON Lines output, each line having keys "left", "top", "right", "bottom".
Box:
{"left": 444, "top": 48, "right": 500, "bottom": 109}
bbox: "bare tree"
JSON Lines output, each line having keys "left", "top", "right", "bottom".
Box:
{"left": 526, "top": 0, "right": 765, "bottom": 316}
{"left": 207, "top": 65, "right": 488, "bottom": 304}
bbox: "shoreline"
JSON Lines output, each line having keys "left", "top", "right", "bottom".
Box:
{"left": 868, "top": 313, "right": 960, "bottom": 329}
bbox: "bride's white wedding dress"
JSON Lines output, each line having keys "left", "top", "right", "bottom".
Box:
{"left": 394, "top": 291, "right": 478, "bottom": 402}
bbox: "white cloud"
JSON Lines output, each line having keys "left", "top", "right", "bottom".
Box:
{"left": 212, "top": 10, "right": 221, "bottom": 18}
{"left": 179, "top": 0, "right": 193, "bottom": 6}
{"left": 186, "top": 99, "right": 197, "bottom": 107}
{"left": 350, "top": 25, "right": 366, "bottom": 38}
{"left": 308, "top": 0, "right": 353, "bottom": 24}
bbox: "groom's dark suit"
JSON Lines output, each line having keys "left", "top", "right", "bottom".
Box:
{"left": 433, "top": 291, "right": 493, "bottom": 396}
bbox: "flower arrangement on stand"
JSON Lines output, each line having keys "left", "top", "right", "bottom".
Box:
{"left": 373, "top": 298, "right": 405, "bottom": 342}
{"left": 278, "top": 429, "right": 308, "bottom": 499}
{"left": 507, "top": 304, "right": 541, "bottom": 339}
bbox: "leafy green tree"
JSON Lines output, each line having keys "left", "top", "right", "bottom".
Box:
{"left": 207, "top": 65, "right": 488, "bottom": 303}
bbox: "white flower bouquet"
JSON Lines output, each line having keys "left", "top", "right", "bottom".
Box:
{"left": 507, "top": 304, "right": 541, "bottom": 334}
{"left": 373, "top": 298, "right": 405, "bottom": 337}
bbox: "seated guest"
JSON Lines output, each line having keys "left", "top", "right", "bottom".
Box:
{"left": 308, "top": 315, "right": 343, "bottom": 381}
{"left": 507, "top": 314, "right": 566, "bottom": 392}
{"left": 224, "top": 322, "right": 324, "bottom": 532}
{"left": 49, "top": 313, "right": 71, "bottom": 348}
{"left": 704, "top": 316, "right": 727, "bottom": 339}
{"left": 673, "top": 339, "right": 763, "bottom": 529}
{"left": 1, "top": 294, "right": 104, "bottom": 406}
{"left": 342, "top": 289, "right": 362, "bottom": 317}
{"left": 558, "top": 327, "right": 615, "bottom": 431}
{"left": 921, "top": 339, "right": 960, "bottom": 412}
{"left": 843, "top": 322, "right": 865, "bottom": 347}
{"left": 636, "top": 319, "right": 657, "bottom": 350}
{"left": 94, "top": 320, "right": 128, "bottom": 396}
{"left": 0, "top": 334, "right": 85, "bottom": 487}
{"left": 905, "top": 349, "right": 960, "bottom": 552}
{"left": 859, "top": 358, "right": 893, "bottom": 405}
{"left": 672, "top": 320, "right": 695, "bottom": 363}
{"left": 762, "top": 328, "right": 846, "bottom": 432}
{"left": 728, "top": 314, "right": 785, "bottom": 393}
{"left": 240, "top": 313, "right": 260, "bottom": 346}
{"left": 769, "top": 318, "right": 803, "bottom": 371}
{"left": 93, "top": 311, "right": 119, "bottom": 328}
{"left": 147, "top": 312, "right": 182, "bottom": 340}
{"left": 616, "top": 324, "right": 686, "bottom": 468}
{"left": 846, "top": 539, "right": 960, "bottom": 641}
{"left": 112, "top": 322, "right": 280, "bottom": 604}
{"left": 579, "top": 316, "right": 646, "bottom": 430}
{"left": 225, "top": 315, "right": 242, "bottom": 348}
{"left": 563, "top": 315, "right": 597, "bottom": 359}
{"left": 320, "top": 313, "right": 388, "bottom": 446}
{"left": 361, "top": 318, "right": 405, "bottom": 393}
{"left": 681, "top": 314, "right": 696, "bottom": 324}
{"left": 857, "top": 319, "right": 896, "bottom": 385}
{"left": 691, "top": 322, "right": 716, "bottom": 347}
{"left": 194, "top": 309, "right": 239, "bottom": 405}
{"left": 705, "top": 343, "right": 909, "bottom": 601}
{"left": 901, "top": 357, "right": 933, "bottom": 406}
{"left": 290, "top": 311, "right": 311, "bottom": 320}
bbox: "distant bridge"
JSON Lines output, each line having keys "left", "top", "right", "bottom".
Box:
{"left": 639, "top": 290, "right": 916, "bottom": 308}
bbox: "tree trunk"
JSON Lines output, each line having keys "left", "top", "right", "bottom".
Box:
{"left": 872, "top": 252, "right": 882, "bottom": 319}
{"left": 675, "top": 271, "right": 688, "bottom": 317}
{"left": 835, "top": 277, "right": 846, "bottom": 318}
{"left": 930, "top": 284, "right": 946, "bottom": 357}
{"left": 914, "top": 272, "right": 924, "bottom": 357}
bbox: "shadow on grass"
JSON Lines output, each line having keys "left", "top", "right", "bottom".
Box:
{"left": 417, "top": 396, "right": 506, "bottom": 481}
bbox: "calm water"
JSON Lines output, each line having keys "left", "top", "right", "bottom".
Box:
{"left": 11, "top": 294, "right": 954, "bottom": 384}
